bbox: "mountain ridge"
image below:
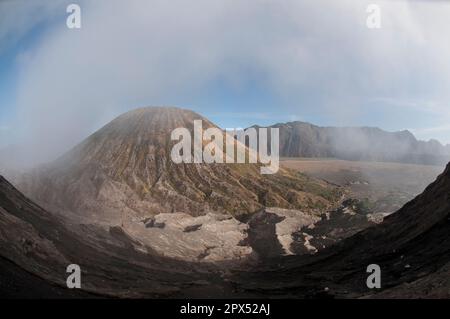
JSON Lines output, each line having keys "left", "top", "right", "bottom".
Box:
{"left": 251, "top": 120, "right": 450, "bottom": 165}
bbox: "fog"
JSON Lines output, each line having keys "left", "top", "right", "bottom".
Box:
{"left": 2, "top": 0, "right": 450, "bottom": 169}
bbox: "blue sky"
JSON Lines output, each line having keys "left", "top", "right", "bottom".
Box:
{"left": 1, "top": 0, "right": 450, "bottom": 162}
{"left": 0, "top": 28, "right": 43, "bottom": 124}
{"left": 0, "top": 34, "right": 21, "bottom": 133}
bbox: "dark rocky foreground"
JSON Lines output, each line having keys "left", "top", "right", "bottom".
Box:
{"left": 0, "top": 175, "right": 238, "bottom": 298}
{"left": 1, "top": 163, "right": 449, "bottom": 298}
{"left": 0, "top": 256, "right": 95, "bottom": 298}
{"left": 230, "top": 163, "right": 450, "bottom": 298}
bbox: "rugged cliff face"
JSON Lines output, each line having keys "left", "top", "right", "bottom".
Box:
{"left": 258, "top": 121, "right": 450, "bottom": 165}
{"left": 0, "top": 162, "right": 449, "bottom": 298}
{"left": 232, "top": 163, "right": 450, "bottom": 298}
{"left": 0, "top": 175, "right": 243, "bottom": 297}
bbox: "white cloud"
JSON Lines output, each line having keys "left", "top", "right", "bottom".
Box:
{"left": 0, "top": 0, "right": 63, "bottom": 53}
{"left": 410, "top": 124, "right": 450, "bottom": 145}
{"left": 372, "top": 97, "right": 450, "bottom": 117}
{"left": 7, "top": 0, "right": 450, "bottom": 164}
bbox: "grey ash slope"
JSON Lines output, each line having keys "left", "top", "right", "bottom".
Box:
{"left": 255, "top": 121, "right": 450, "bottom": 165}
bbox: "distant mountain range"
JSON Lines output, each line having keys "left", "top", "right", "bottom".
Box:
{"left": 253, "top": 121, "right": 450, "bottom": 166}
